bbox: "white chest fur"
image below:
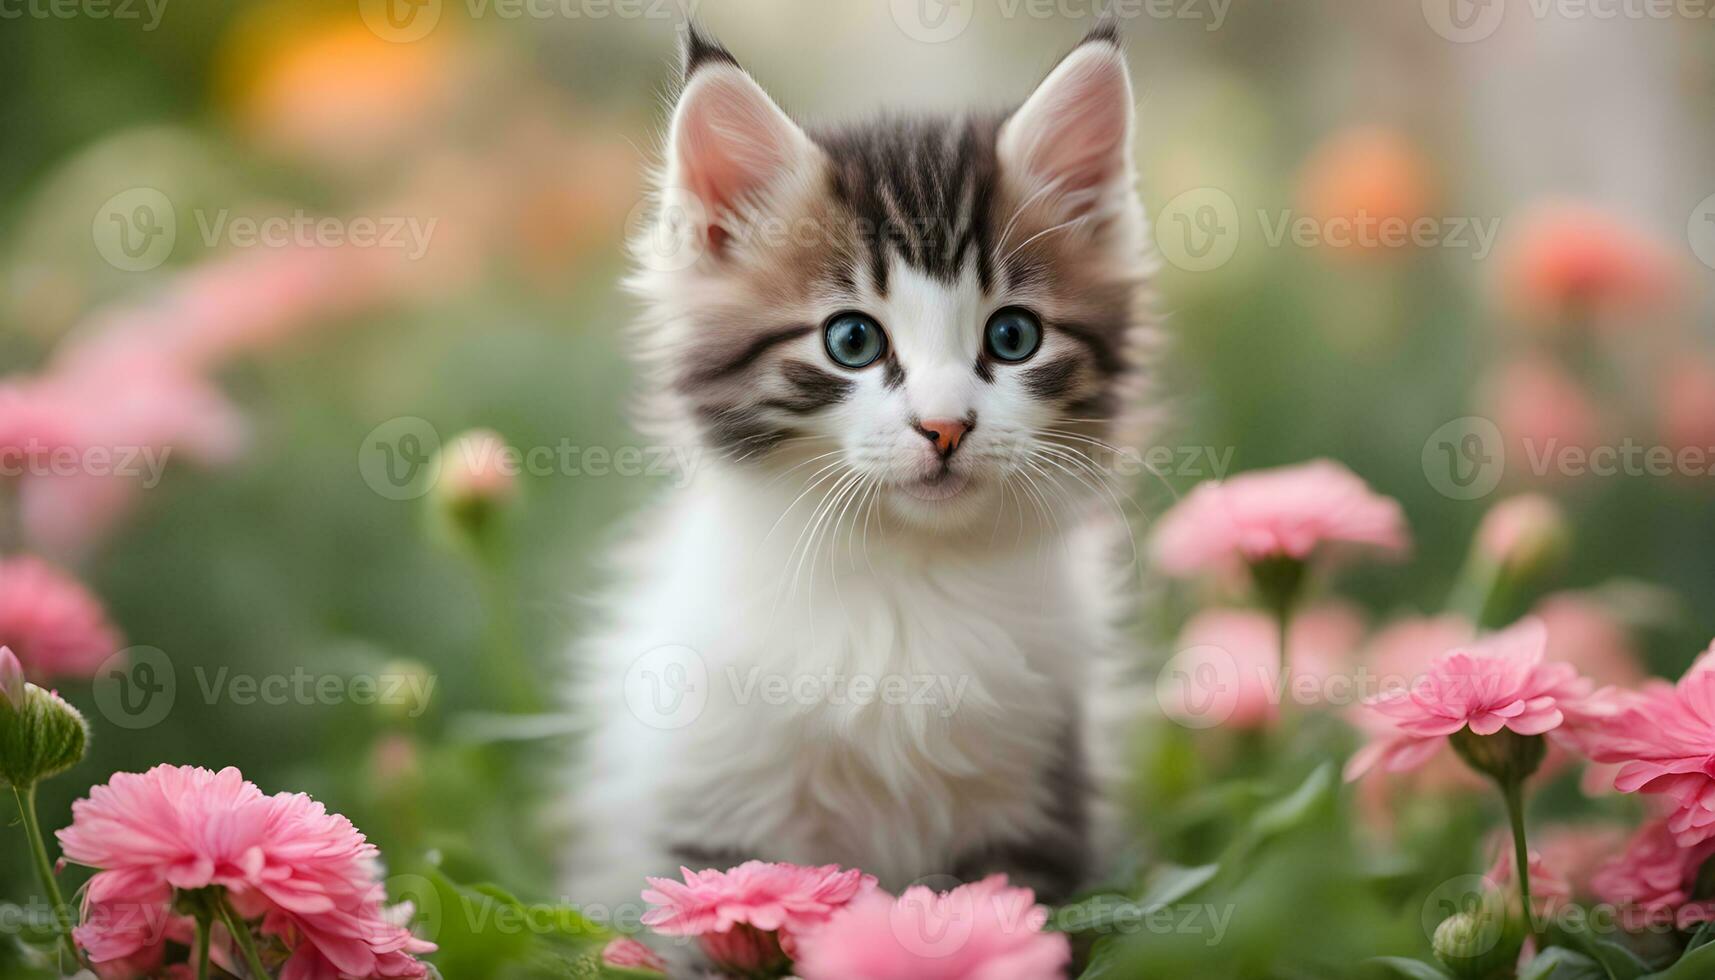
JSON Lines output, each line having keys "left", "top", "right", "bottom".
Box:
{"left": 565, "top": 468, "right": 1118, "bottom": 898}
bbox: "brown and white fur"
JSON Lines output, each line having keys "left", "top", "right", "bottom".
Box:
{"left": 563, "top": 21, "right": 1157, "bottom": 918}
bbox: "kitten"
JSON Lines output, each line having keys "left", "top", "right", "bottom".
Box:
{"left": 564, "top": 20, "right": 1156, "bottom": 916}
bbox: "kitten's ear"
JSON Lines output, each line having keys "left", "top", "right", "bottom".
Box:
{"left": 666, "top": 26, "right": 813, "bottom": 253}
{"left": 999, "top": 26, "right": 1135, "bottom": 216}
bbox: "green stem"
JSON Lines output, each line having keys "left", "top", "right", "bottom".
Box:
{"left": 1273, "top": 600, "right": 1296, "bottom": 735}
{"left": 194, "top": 913, "right": 212, "bottom": 980}
{"left": 217, "top": 892, "right": 273, "bottom": 979}
{"left": 13, "top": 785, "right": 80, "bottom": 967}
{"left": 477, "top": 556, "right": 540, "bottom": 713}
{"left": 1500, "top": 778, "right": 1539, "bottom": 941}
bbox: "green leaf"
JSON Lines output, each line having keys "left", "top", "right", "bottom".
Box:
{"left": 1365, "top": 956, "right": 1454, "bottom": 979}
{"left": 1521, "top": 948, "right": 1606, "bottom": 980}
{"left": 1685, "top": 921, "right": 1715, "bottom": 953}
{"left": 1050, "top": 863, "right": 1218, "bottom": 934}
{"left": 1251, "top": 763, "right": 1336, "bottom": 839}
{"left": 1645, "top": 936, "right": 1715, "bottom": 979}
{"left": 1564, "top": 928, "right": 1652, "bottom": 979}
{"left": 1137, "top": 863, "right": 1221, "bottom": 912}
{"left": 1075, "top": 935, "right": 1126, "bottom": 979}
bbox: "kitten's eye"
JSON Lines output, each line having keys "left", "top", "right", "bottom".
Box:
{"left": 824, "top": 313, "right": 887, "bottom": 369}
{"left": 984, "top": 307, "right": 1042, "bottom": 363}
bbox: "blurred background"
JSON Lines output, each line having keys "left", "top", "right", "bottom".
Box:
{"left": 2, "top": 0, "right": 1713, "bottom": 975}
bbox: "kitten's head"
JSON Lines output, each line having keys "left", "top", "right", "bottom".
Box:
{"left": 630, "top": 22, "right": 1154, "bottom": 537}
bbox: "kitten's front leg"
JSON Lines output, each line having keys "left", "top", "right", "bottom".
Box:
{"left": 952, "top": 724, "right": 1093, "bottom": 904}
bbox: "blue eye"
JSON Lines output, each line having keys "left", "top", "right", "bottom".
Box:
{"left": 984, "top": 307, "right": 1042, "bottom": 363}
{"left": 824, "top": 313, "right": 887, "bottom": 369}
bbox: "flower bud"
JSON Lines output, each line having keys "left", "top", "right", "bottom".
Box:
{"left": 428, "top": 429, "right": 519, "bottom": 553}
{"left": 1432, "top": 897, "right": 1522, "bottom": 980}
{"left": 1476, "top": 494, "right": 1568, "bottom": 582}
{"left": 0, "top": 647, "right": 89, "bottom": 788}
{"left": 1449, "top": 727, "right": 1546, "bottom": 786}
{"left": 600, "top": 936, "right": 667, "bottom": 975}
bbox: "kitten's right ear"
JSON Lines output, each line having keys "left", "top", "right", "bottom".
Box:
{"left": 666, "top": 26, "right": 813, "bottom": 254}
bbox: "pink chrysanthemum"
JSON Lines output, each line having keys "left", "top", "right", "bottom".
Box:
{"left": 792, "top": 875, "right": 1070, "bottom": 980}
{"left": 1345, "top": 618, "right": 1595, "bottom": 781}
{"left": 1486, "top": 844, "right": 1572, "bottom": 917}
{"left": 1579, "top": 642, "right": 1715, "bottom": 845}
{"left": 1591, "top": 817, "right": 1715, "bottom": 930}
{"left": 57, "top": 765, "right": 434, "bottom": 978}
{"left": 0, "top": 557, "right": 122, "bottom": 681}
{"left": 641, "top": 861, "right": 875, "bottom": 973}
{"left": 1151, "top": 460, "right": 1409, "bottom": 577}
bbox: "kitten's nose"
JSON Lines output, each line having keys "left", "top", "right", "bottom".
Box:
{"left": 914, "top": 418, "right": 971, "bottom": 458}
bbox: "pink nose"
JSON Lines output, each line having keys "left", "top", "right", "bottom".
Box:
{"left": 915, "top": 418, "right": 970, "bottom": 457}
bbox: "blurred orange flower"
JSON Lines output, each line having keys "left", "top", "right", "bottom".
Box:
{"left": 220, "top": 12, "right": 460, "bottom": 173}
{"left": 1295, "top": 126, "right": 1433, "bottom": 259}
{"left": 1497, "top": 202, "right": 1682, "bottom": 328}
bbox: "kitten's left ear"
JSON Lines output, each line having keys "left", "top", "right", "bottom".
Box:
{"left": 665, "top": 24, "right": 815, "bottom": 255}
{"left": 999, "top": 25, "right": 1135, "bottom": 216}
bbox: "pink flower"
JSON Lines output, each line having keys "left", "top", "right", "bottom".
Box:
{"left": 1530, "top": 824, "right": 1632, "bottom": 900}
{"left": 1159, "top": 603, "right": 1366, "bottom": 729}
{"left": 1476, "top": 494, "right": 1567, "bottom": 572}
{"left": 792, "top": 876, "right": 1070, "bottom": 980}
{"left": 1345, "top": 618, "right": 1594, "bottom": 781}
{"left": 1658, "top": 358, "right": 1715, "bottom": 456}
{"left": 1152, "top": 460, "right": 1408, "bottom": 578}
{"left": 1591, "top": 817, "right": 1715, "bottom": 929}
{"left": 0, "top": 557, "right": 122, "bottom": 681}
{"left": 600, "top": 936, "right": 666, "bottom": 973}
{"left": 1579, "top": 644, "right": 1715, "bottom": 845}
{"left": 434, "top": 429, "right": 519, "bottom": 507}
{"left": 1498, "top": 201, "right": 1683, "bottom": 327}
{"left": 1483, "top": 357, "right": 1602, "bottom": 474}
{"left": 57, "top": 765, "right": 434, "bottom": 977}
{"left": 641, "top": 862, "right": 875, "bottom": 973}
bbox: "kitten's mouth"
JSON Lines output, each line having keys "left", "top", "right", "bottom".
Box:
{"left": 898, "top": 469, "right": 970, "bottom": 502}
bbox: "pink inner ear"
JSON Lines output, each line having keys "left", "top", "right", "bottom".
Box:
{"left": 672, "top": 71, "right": 802, "bottom": 247}
{"left": 1008, "top": 49, "right": 1131, "bottom": 198}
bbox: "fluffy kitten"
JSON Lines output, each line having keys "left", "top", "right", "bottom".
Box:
{"left": 565, "top": 21, "right": 1156, "bottom": 913}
